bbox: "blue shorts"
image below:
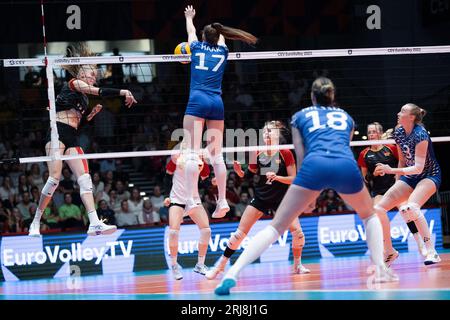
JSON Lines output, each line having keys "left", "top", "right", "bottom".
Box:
{"left": 293, "top": 155, "right": 364, "bottom": 194}
{"left": 185, "top": 90, "right": 224, "bottom": 120}
{"left": 400, "top": 173, "right": 441, "bottom": 190}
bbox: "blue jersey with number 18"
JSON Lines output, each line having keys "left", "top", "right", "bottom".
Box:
{"left": 291, "top": 105, "right": 355, "bottom": 160}
{"left": 189, "top": 40, "right": 229, "bottom": 94}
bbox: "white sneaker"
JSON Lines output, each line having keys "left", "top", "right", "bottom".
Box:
{"left": 215, "top": 276, "right": 237, "bottom": 296}
{"left": 293, "top": 263, "right": 310, "bottom": 274}
{"left": 205, "top": 266, "right": 224, "bottom": 280}
{"left": 384, "top": 250, "right": 399, "bottom": 267}
{"left": 424, "top": 250, "right": 441, "bottom": 265}
{"left": 212, "top": 199, "right": 230, "bottom": 218}
{"left": 374, "top": 265, "right": 400, "bottom": 283}
{"left": 171, "top": 263, "right": 183, "bottom": 280}
{"left": 193, "top": 263, "right": 208, "bottom": 275}
{"left": 87, "top": 220, "right": 117, "bottom": 236}
{"left": 28, "top": 221, "right": 41, "bottom": 237}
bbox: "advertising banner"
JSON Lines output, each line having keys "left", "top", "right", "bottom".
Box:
{"left": 0, "top": 209, "right": 442, "bottom": 281}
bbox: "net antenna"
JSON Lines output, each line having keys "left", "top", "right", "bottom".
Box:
{"left": 41, "top": 0, "right": 60, "bottom": 161}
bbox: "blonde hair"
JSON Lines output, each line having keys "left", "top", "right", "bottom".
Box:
{"left": 367, "top": 122, "right": 383, "bottom": 134}
{"left": 61, "top": 42, "right": 97, "bottom": 78}
{"left": 367, "top": 122, "right": 394, "bottom": 139}
{"left": 405, "top": 103, "right": 427, "bottom": 125}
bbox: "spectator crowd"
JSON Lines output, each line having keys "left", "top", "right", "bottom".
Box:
{"left": 0, "top": 60, "right": 362, "bottom": 236}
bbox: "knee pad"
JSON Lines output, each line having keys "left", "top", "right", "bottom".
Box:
{"left": 228, "top": 229, "right": 247, "bottom": 250}
{"left": 291, "top": 229, "right": 305, "bottom": 249}
{"left": 209, "top": 153, "right": 225, "bottom": 166}
{"left": 399, "top": 203, "right": 423, "bottom": 223}
{"left": 199, "top": 227, "right": 211, "bottom": 245}
{"left": 42, "top": 177, "right": 59, "bottom": 197}
{"left": 184, "top": 151, "right": 203, "bottom": 170}
{"left": 77, "top": 173, "right": 93, "bottom": 195}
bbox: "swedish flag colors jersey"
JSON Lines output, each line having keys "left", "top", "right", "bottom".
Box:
{"left": 393, "top": 125, "right": 441, "bottom": 187}
{"left": 291, "top": 106, "right": 355, "bottom": 161}
{"left": 189, "top": 41, "right": 229, "bottom": 94}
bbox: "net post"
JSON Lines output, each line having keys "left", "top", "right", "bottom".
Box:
{"left": 45, "top": 57, "right": 61, "bottom": 161}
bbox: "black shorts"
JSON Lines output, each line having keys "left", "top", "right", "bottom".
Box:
{"left": 249, "top": 197, "right": 281, "bottom": 216}
{"left": 169, "top": 203, "right": 185, "bottom": 209}
{"left": 46, "top": 122, "right": 79, "bottom": 151}
{"left": 370, "top": 187, "right": 391, "bottom": 198}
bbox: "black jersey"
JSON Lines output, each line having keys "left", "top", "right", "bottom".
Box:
{"left": 248, "top": 149, "right": 295, "bottom": 205}
{"left": 358, "top": 145, "right": 398, "bottom": 195}
{"left": 55, "top": 79, "right": 89, "bottom": 116}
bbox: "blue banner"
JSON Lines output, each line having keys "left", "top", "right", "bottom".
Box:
{"left": 0, "top": 208, "right": 443, "bottom": 281}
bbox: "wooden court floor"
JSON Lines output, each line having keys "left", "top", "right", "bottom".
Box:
{"left": 1, "top": 251, "right": 450, "bottom": 300}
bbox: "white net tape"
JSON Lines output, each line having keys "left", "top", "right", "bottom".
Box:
{"left": 4, "top": 44, "right": 450, "bottom": 67}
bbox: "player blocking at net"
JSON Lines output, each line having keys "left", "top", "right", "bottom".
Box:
{"left": 215, "top": 77, "right": 399, "bottom": 295}
{"left": 28, "top": 43, "right": 137, "bottom": 237}
{"left": 182, "top": 5, "right": 257, "bottom": 219}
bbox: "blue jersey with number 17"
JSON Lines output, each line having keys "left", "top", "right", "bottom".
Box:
{"left": 189, "top": 41, "right": 229, "bottom": 94}
{"left": 291, "top": 105, "right": 355, "bottom": 160}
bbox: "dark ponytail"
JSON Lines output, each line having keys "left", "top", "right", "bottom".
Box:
{"left": 203, "top": 23, "right": 257, "bottom": 46}
{"left": 311, "top": 77, "right": 335, "bottom": 106}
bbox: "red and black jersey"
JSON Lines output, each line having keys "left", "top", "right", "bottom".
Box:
{"left": 248, "top": 149, "right": 295, "bottom": 204}
{"left": 357, "top": 145, "right": 398, "bottom": 195}
{"left": 55, "top": 79, "right": 89, "bottom": 116}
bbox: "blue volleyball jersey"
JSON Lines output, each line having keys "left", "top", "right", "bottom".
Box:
{"left": 291, "top": 106, "right": 355, "bottom": 160}
{"left": 189, "top": 41, "right": 228, "bottom": 94}
{"left": 393, "top": 125, "right": 441, "bottom": 178}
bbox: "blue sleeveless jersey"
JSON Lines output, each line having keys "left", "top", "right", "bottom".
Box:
{"left": 393, "top": 125, "right": 441, "bottom": 183}
{"left": 291, "top": 106, "right": 363, "bottom": 194}
{"left": 189, "top": 41, "right": 228, "bottom": 94}
{"left": 291, "top": 106, "right": 355, "bottom": 160}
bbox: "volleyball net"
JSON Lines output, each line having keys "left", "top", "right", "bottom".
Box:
{"left": 2, "top": 44, "right": 450, "bottom": 167}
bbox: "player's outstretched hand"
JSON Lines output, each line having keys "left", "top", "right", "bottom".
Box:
{"left": 124, "top": 90, "right": 137, "bottom": 108}
{"left": 184, "top": 5, "right": 195, "bottom": 19}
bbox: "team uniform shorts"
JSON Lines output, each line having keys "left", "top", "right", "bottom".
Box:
{"left": 185, "top": 90, "right": 224, "bottom": 120}
{"left": 293, "top": 155, "right": 364, "bottom": 194}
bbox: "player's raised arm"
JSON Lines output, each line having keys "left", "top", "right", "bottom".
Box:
{"left": 184, "top": 5, "right": 198, "bottom": 44}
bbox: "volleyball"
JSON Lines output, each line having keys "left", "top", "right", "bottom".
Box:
{"left": 174, "top": 42, "right": 191, "bottom": 64}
